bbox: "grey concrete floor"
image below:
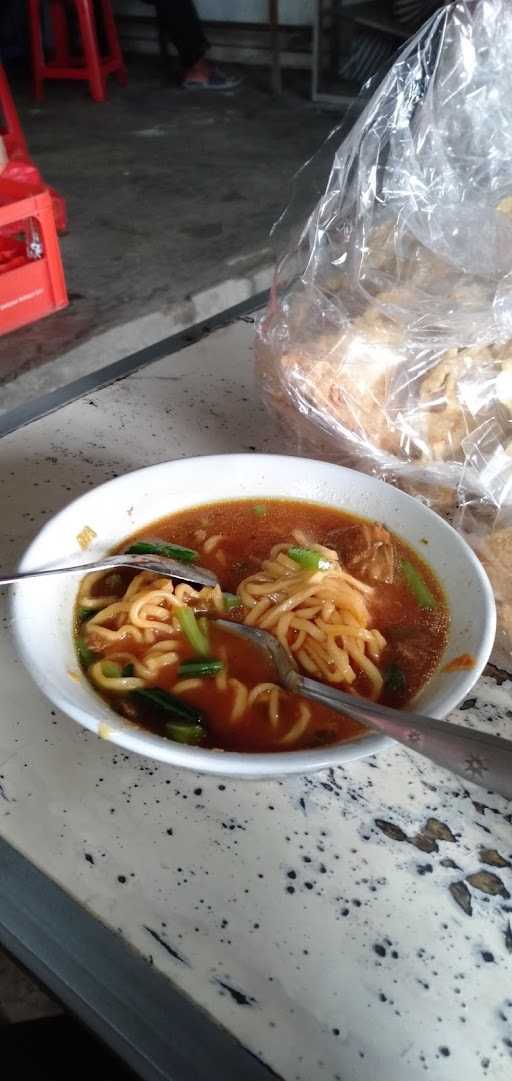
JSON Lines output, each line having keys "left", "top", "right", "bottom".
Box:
{"left": 1, "top": 59, "right": 339, "bottom": 409}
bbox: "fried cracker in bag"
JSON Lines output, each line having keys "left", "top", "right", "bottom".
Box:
{"left": 258, "top": 0, "right": 512, "bottom": 662}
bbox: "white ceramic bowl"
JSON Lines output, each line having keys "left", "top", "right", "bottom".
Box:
{"left": 12, "top": 454, "right": 496, "bottom": 778}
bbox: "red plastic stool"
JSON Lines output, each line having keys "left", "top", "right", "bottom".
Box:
{"left": 0, "top": 62, "right": 67, "bottom": 233}
{"left": 0, "top": 176, "right": 68, "bottom": 335}
{"left": 0, "top": 63, "right": 29, "bottom": 157}
{"left": 28, "top": 0, "right": 128, "bottom": 103}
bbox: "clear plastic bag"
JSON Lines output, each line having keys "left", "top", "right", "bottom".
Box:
{"left": 258, "top": 0, "right": 512, "bottom": 665}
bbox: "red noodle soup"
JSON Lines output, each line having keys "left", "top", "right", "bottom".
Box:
{"left": 75, "top": 499, "right": 449, "bottom": 753}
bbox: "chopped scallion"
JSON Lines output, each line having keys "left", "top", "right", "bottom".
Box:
{"left": 252, "top": 504, "right": 267, "bottom": 518}
{"left": 176, "top": 607, "right": 210, "bottom": 655}
{"left": 178, "top": 658, "right": 224, "bottom": 678}
{"left": 223, "top": 592, "right": 240, "bottom": 611}
{"left": 126, "top": 539, "right": 198, "bottom": 563}
{"left": 102, "top": 660, "right": 122, "bottom": 678}
{"left": 400, "top": 559, "right": 436, "bottom": 610}
{"left": 78, "top": 607, "right": 95, "bottom": 623}
{"left": 122, "top": 663, "right": 135, "bottom": 677}
{"left": 77, "top": 638, "right": 96, "bottom": 667}
{"left": 288, "top": 547, "right": 331, "bottom": 571}
{"left": 165, "top": 721, "right": 204, "bottom": 745}
{"left": 384, "top": 662, "right": 406, "bottom": 693}
{"left": 132, "top": 687, "right": 204, "bottom": 724}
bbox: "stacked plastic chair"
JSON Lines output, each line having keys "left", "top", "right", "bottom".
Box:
{"left": 0, "top": 64, "right": 68, "bottom": 335}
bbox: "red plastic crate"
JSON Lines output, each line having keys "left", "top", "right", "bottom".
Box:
{"left": 0, "top": 177, "right": 68, "bottom": 335}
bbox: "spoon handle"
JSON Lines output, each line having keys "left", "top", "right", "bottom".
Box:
{"left": 0, "top": 560, "right": 121, "bottom": 586}
{"left": 294, "top": 675, "right": 512, "bottom": 800}
{"left": 0, "top": 554, "right": 217, "bottom": 589}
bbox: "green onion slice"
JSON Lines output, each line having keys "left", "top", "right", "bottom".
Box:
{"left": 176, "top": 608, "right": 209, "bottom": 655}
{"left": 132, "top": 687, "right": 203, "bottom": 724}
{"left": 288, "top": 547, "right": 331, "bottom": 571}
{"left": 126, "top": 539, "right": 198, "bottom": 563}
{"left": 400, "top": 559, "right": 436, "bottom": 610}
{"left": 178, "top": 658, "right": 224, "bottom": 678}
{"left": 77, "top": 638, "right": 96, "bottom": 667}
{"left": 223, "top": 592, "right": 240, "bottom": 611}
{"left": 102, "top": 660, "right": 122, "bottom": 678}
{"left": 384, "top": 662, "right": 406, "bottom": 692}
{"left": 165, "top": 721, "right": 204, "bottom": 745}
{"left": 78, "top": 607, "right": 95, "bottom": 623}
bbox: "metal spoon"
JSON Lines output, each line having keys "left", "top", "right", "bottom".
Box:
{"left": 0, "top": 554, "right": 219, "bottom": 590}
{"left": 212, "top": 618, "right": 512, "bottom": 800}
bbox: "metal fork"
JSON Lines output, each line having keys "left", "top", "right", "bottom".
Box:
{"left": 211, "top": 618, "right": 512, "bottom": 800}
{"left": 1, "top": 553, "right": 219, "bottom": 590}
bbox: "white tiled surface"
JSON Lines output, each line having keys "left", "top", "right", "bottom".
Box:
{"left": 1, "top": 318, "right": 512, "bottom": 1080}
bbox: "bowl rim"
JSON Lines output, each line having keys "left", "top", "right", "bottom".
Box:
{"left": 12, "top": 453, "right": 497, "bottom": 777}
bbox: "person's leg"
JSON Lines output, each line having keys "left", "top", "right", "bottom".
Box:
{"left": 153, "top": 0, "right": 241, "bottom": 89}
{"left": 153, "top": 0, "right": 208, "bottom": 69}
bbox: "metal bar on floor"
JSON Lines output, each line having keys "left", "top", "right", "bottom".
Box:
{"left": 0, "top": 290, "right": 268, "bottom": 441}
{"left": 0, "top": 835, "right": 281, "bottom": 1081}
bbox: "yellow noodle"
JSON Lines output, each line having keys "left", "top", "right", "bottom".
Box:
{"left": 297, "top": 647, "right": 319, "bottom": 674}
{"left": 216, "top": 668, "right": 228, "bottom": 692}
{"left": 128, "top": 591, "right": 176, "bottom": 627}
{"left": 88, "top": 601, "right": 130, "bottom": 627}
{"left": 174, "top": 582, "right": 200, "bottom": 604}
{"left": 247, "top": 682, "right": 280, "bottom": 707}
{"left": 325, "top": 636, "right": 354, "bottom": 682}
{"left": 229, "top": 678, "right": 249, "bottom": 721}
{"left": 290, "top": 629, "right": 306, "bottom": 653}
{"left": 367, "top": 629, "right": 386, "bottom": 662}
{"left": 78, "top": 594, "right": 118, "bottom": 611}
{"left": 78, "top": 569, "right": 107, "bottom": 596}
{"left": 309, "top": 542, "right": 339, "bottom": 560}
{"left": 276, "top": 612, "right": 293, "bottom": 655}
{"left": 258, "top": 586, "right": 326, "bottom": 629}
{"left": 203, "top": 533, "right": 223, "bottom": 554}
{"left": 289, "top": 616, "right": 325, "bottom": 641}
{"left": 145, "top": 652, "right": 179, "bottom": 672}
{"left": 105, "top": 650, "right": 153, "bottom": 680}
{"left": 275, "top": 552, "right": 301, "bottom": 572}
{"left": 205, "top": 583, "right": 225, "bottom": 612}
{"left": 172, "top": 678, "right": 202, "bottom": 693}
{"left": 147, "top": 639, "right": 180, "bottom": 653}
{"left": 322, "top": 601, "right": 335, "bottom": 621}
{"left": 247, "top": 574, "right": 308, "bottom": 598}
{"left": 124, "top": 571, "right": 156, "bottom": 598}
{"left": 244, "top": 596, "right": 272, "bottom": 625}
{"left": 269, "top": 687, "right": 280, "bottom": 728}
{"left": 317, "top": 620, "right": 373, "bottom": 640}
{"left": 279, "top": 702, "right": 311, "bottom": 746}
{"left": 294, "top": 606, "right": 322, "bottom": 619}
{"left": 87, "top": 624, "right": 144, "bottom": 644}
{"left": 291, "top": 529, "right": 308, "bottom": 545}
{"left": 345, "top": 641, "right": 383, "bottom": 699}
{"left": 89, "top": 660, "right": 144, "bottom": 692}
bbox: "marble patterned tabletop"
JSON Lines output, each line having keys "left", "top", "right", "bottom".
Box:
{"left": 1, "top": 317, "right": 512, "bottom": 1081}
